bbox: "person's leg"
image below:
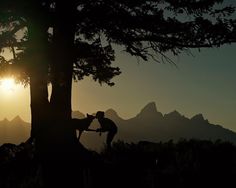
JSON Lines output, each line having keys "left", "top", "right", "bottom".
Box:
{"left": 78, "top": 130, "right": 83, "bottom": 142}
{"left": 106, "top": 131, "right": 116, "bottom": 148}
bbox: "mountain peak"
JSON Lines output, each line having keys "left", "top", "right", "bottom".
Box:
{"left": 191, "top": 114, "right": 207, "bottom": 122}
{"left": 136, "top": 102, "right": 163, "bottom": 119}
{"left": 105, "top": 108, "right": 123, "bottom": 120}
{"left": 164, "top": 110, "right": 182, "bottom": 119}
{"left": 142, "top": 102, "right": 157, "bottom": 112}
{"left": 105, "top": 108, "right": 118, "bottom": 116}
{"left": 11, "top": 116, "right": 23, "bottom": 123}
{"left": 2, "top": 118, "right": 10, "bottom": 123}
{"left": 72, "top": 111, "right": 85, "bottom": 119}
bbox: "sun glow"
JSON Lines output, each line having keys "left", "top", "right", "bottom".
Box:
{"left": 0, "top": 78, "right": 17, "bottom": 93}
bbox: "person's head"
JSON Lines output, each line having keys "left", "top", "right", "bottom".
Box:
{"left": 96, "top": 111, "right": 105, "bottom": 119}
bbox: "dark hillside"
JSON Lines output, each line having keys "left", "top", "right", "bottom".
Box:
{"left": 0, "top": 139, "right": 235, "bottom": 188}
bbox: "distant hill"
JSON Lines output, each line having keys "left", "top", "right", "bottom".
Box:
{"left": 1, "top": 102, "right": 236, "bottom": 151}
{"left": 0, "top": 116, "right": 30, "bottom": 145}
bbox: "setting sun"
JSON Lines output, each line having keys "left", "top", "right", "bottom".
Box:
{"left": 0, "top": 78, "right": 17, "bottom": 93}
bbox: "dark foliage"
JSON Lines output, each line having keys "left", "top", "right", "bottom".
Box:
{"left": 0, "top": 0, "right": 235, "bottom": 84}
{"left": 0, "top": 139, "right": 235, "bottom": 188}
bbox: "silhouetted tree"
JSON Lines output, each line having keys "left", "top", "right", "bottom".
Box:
{"left": 0, "top": 1, "right": 236, "bottom": 185}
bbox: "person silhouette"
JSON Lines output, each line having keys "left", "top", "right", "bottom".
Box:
{"left": 95, "top": 111, "right": 118, "bottom": 149}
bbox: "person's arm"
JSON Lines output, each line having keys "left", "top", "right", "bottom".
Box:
{"left": 96, "top": 128, "right": 106, "bottom": 132}
{"left": 96, "top": 128, "right": 106, "bottom": 136}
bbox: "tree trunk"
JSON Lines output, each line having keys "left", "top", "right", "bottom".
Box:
{"left": 27, "top": 2, "right": 80, "bottom": 186}
{"left": 49, "top": 0, "right": 78, "bottom": 152}
{"left": 43, "top": 2, "right": 80, "bottom": 187}
{"left": 27, "top": 10, "right": 50, "bottom": 146}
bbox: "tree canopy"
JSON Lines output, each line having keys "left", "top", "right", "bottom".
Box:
{"left": 0, "top": 0, "right": 235, "bottom": 86}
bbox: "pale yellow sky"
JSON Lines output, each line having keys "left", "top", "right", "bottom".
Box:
{"left": 0, "top": 82, "right": 30, "bottom": 121}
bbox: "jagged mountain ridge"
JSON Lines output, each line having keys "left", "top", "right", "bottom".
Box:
{"left": 0, "top": 116, "right": 30, "bottom": 144}
{"left": 73, "top": 102, "right": 236, "bottom": 150}
{"left": 1, "top": 102, "right": 236, "bottom": 151}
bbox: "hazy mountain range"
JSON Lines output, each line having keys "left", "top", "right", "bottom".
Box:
{"left": 1, "top": 102, "right": 236, "bottom": 151}
{"left": 0, "top": 116, "right": 30, "bottom": 144}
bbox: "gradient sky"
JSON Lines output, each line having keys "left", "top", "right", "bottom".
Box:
{"left": 0, "top": 1, "right": 236, "bottom": 132}
{"left": 73, "top": 44, "right": 236, "bottom": 131}
{"left": 1, "top": 44, "right": 235, "bottom": 132}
